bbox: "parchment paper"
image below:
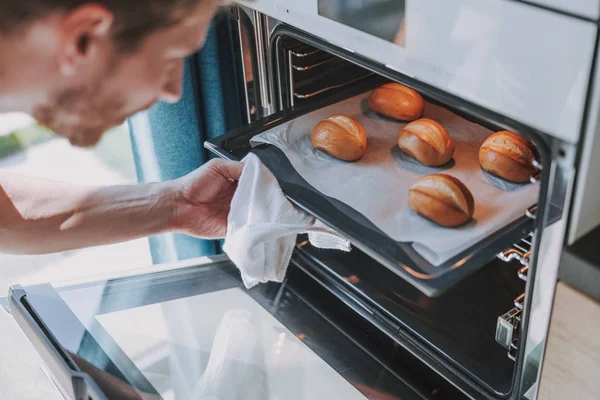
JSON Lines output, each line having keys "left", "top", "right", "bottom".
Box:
{"left": 251, "top": 91, "right": 539, "bottom": 266}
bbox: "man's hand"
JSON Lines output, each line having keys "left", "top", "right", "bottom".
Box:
{"left": 172, "top": 159, "right": 244, "bottom": 239}
{"left": 0, "top": 159, "right": 243, "bottom": 254}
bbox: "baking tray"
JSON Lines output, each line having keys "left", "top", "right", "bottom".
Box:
{"left": 205, "top": 86, "right": 538, "bottom": 297}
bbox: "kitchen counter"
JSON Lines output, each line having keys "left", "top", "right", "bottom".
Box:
{"left": 560, "top": 225, "right": 600, "bottom": 302}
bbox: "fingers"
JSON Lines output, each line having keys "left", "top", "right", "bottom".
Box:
{"left": 207, "top": 159, "right": 244, "bottom": 181}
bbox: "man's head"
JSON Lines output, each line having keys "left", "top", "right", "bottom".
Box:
{"left": 0, "top": 0, "right": 219, "bottom": 146}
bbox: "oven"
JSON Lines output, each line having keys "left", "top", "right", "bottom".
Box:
{"left": 4, "top": 1, "right": 600, "bottom": 399}
{"left": 205, "top": 1, "right": 600, "bottom": 398}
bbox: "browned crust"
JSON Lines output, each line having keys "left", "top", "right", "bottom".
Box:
{"left": 369, "top": 83, "right": 424, "bottom": 121}
{"left": 494, "top": 130, "right": 536, "bottom": 153}
{"left": 479, "top": 148, "right": 537, "bottom": 183}
{"left": 398, "top": 119, "right": 454, "bottom": 166}
{"left": 479, "top": 130, "right": 538, "bottom": 183}
{"left": 311, "top": 115, "right": 367, "bottom": 161}
{"left": 480, "top": 131, "right": 536, "bottom": 166}
{"left": 441, "top": 174, "right": 475, "bottom": 216}
{"left": 408, "top": 174, "right": 474, "bottom": 227}
{"left": 408, "top": 190, "right": 472, "bottom": 227}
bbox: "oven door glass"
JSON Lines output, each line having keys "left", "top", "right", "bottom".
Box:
{"left": 6, "top": 256, "right": 460, "bottom": 400}
{"left": 318, "top": 0, "right": 407, "bottom": 46}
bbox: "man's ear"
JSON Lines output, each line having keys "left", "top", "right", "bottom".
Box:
{"left": 57, "top": 4, "right": 114, "bottom": 76}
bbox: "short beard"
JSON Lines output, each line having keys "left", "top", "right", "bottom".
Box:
{"left": 33, "top": 55, "right": 125, "bottom": 147}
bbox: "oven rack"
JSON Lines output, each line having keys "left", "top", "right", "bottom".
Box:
{"left": 497, "top": 228, "right": 533, "bottom": 282}
{"left": 494, "top": 208, "right": 534, "bottom": 361}
{"left": 497, "top": 233, "right": 533, "bottom": 267}
{"left": 283, "top": 40, "right": 375, "bottom": 107}
{"left": 508, "top": 292, "right": 525, "bottom": 362}
{"left": 497, "top": 205, "right": 536, "bottom": 269}
{"left": 496, "top": 306, "right": 522, "bottom": 362}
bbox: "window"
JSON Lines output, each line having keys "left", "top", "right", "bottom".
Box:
{"left": 0, "top": 114, "right": 152, "bottom": 295}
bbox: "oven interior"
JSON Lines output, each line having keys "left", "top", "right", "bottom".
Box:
{"left": 205, "top": 20, "right": 559, "bottom": 398}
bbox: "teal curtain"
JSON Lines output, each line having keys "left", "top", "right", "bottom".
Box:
{"left": 128, "top": 18, "right": 243, "bottom": 264}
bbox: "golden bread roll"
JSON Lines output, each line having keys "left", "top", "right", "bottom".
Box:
{"left": 398, "top": 118, "right": 455, "bottom": 166}
{"left": 408, "top": 174, "right": 475, "bottom": 227}
{"left": 369, "top": 83, "right": 424, "bottom": 121}
{"left": 479, "top": 131, "right": 538, "bottom": 183}
{"left": 312, "top": 115, "right": 368, "bottom": 161}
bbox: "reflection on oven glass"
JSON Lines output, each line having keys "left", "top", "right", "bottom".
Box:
{"left": 96, "top": 288, "right": 368, "bottom": 400}
{"left": 318, "top": 0, "right": 406, "bottom": 46}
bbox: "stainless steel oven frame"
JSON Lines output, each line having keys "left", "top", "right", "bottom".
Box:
{"left": 224, "top": 5, "right": 586, "bottom": 399}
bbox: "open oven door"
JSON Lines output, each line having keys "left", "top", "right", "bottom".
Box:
{"left": 3, "top": 256, "right": 464, "bottom": 400}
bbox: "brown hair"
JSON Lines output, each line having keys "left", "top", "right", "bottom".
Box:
{"left": 0, "top": 0, "right": 202, "bottom": 51}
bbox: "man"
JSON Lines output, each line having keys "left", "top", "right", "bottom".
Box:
{"left": 0, "top": 0, "right": 244, "bottom": 254}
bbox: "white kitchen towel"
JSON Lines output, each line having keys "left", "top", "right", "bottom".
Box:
{"left": 191, "top": 310, "right": 267, "bottom": 400}
{"left": 223, "top": 153, "right": 350, "bottom": 288}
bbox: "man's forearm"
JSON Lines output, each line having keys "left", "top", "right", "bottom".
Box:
{"left": 0, "top": 171, "right": 178, "bottom": 254}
